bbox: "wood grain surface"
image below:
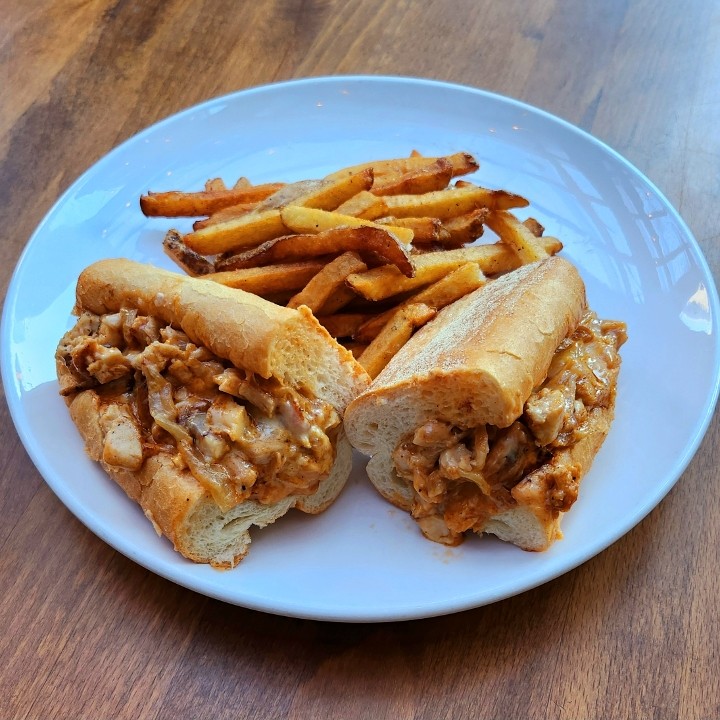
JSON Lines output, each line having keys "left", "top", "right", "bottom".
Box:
{"left": 1, "top": 1, "right": 718, "bottom": 718}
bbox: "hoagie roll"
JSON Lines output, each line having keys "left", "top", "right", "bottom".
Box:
{"left": 56, "top": 259, "right": 370, "bottom": 567}
{"left": 344, "top": 257, "right": 627, "bottom": 550}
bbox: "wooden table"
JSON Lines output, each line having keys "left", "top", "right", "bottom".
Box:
{"left": 2, "top": 1, "right": 718, "bottom": 718}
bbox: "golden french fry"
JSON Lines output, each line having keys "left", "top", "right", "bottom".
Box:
{"left": 192, "top": 202, "right": 259, "bottom": 230}
{"left": 316, "top": 313, "right": 375, "bottom": 339}
{"left": 440, "top": 207, "right": 489, "bottom": 247}
{"left": 317, "top": 286, "right": 361, "bottom": 315}
{"left": 523, "top": 217, "right": 545, "bottom": 237}
{"left": 139, "top": 182, "right": 285, "bottom": 217}
{"left": 412, "top": 261, "right": 487, "bottom": 305}
{"left": 215, "top": 225, "right": 413, "bottom": 277}
{"left": 251, "top": 171, "right": 373, "bottom": 214}
{"left": 486, "top": 210, "right": 551, "bottom": 263}
{"left": 162, "top": 230, "right": 215, "bottom": 276}
{"left": 383, "top": 184, "right": 528, "bottom": 220}
{"left": 452, "top": 179, "right": 531, "bottom": 209}
{"left": 327, "top": 151, "right": 479, "bottom": 181}
{"left": 183, "top": 208, "right": 287, "bottom": 255}
{"left": 204, "top": 260, "right": 326, "bottom": 296}
{"left": 204, "top": 178, "right": 227, "bottom": 192}
{"left": 377, "top": 216, "right": 447, "bottom": 244}
{"left": 353, "top": 308, "right": 398, "bottom": 344}
{"left": 359, "top": 303, "right": 437, "bottom": 379}
{"left": 335, "top": 190, "right": 388, "bottom": 219}
{"left": 442, "top": 151, "right": 479, "bottom": 176}
{"left": 371, "top": 157, "right": 454, "bottom": 196}
{"left": 287, "top": 252, "right": 368, "bottom": 313}
{"left": 142, "top": 151, "right": 570, "bottom": 378}
{"left": 347, "top": 237, "right": 562, "bottom": 301}
{"left": 297, "top": 168, "right": 374, "bottom": 210}
{"left": 343, "top": 342, "right": 369, "bottom": 359}
{"left": 355, "top": 262, "right": 487, "bottom": 342}
{"left": 279, "top": 206, "right": 415, "bottom": 244}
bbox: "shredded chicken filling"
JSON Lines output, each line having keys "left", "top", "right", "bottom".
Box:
{"left": 58, "top": 309, "right": 340, "bottom": 511}
{"left": 392, "top": 312, "right": 627, "bottom": 545}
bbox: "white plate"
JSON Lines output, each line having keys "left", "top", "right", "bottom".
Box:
{"left": 2, "top": 76, "right": 719, "bottom": 622}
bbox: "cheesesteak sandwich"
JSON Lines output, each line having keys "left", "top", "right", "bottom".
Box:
{"left": 344, "top": 257, "right": 627, "bottom": 551}
{"left": 56, "top": 259, "right": 370, "bottom": 567}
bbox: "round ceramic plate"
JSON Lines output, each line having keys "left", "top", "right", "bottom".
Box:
{"left": 2, "top": 76, "right": 719, "bottom": 622}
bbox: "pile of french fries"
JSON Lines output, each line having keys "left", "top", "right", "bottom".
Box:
{"left": 140, "top": 151, "right": 561, "bottom": 378}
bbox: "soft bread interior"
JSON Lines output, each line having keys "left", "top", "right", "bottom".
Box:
{"left": 158, "top": 430, "right": 352, "bottom": 567}
{"left": 362, "top": 397, "right": 617, "bottom": 553}
{"left": 365, "top": 446, "right": 563, "bottom": 551}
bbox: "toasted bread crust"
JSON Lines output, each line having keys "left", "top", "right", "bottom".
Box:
{"left": 74, "top": 258, "right": 369, "bottom": 408}
{"left": 345, "top": 257, "right": 618, "bottom": 551}
{"left": 345, "top": 257, "right": 586, "bottom": 454}
{"left": 59, "top": 259, "right": 369, "bottom": 567}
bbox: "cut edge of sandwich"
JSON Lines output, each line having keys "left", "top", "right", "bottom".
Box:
{"left": 345, "top": 256, "right": 623, "bottom": 552}
{"left": 70, "top": 386, "right": 354, "bottom": 567}
{"left": 58, "top": 259, "right": 370, "bottom": 568}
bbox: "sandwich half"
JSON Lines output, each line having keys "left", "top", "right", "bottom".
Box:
{"left": 56, "top": 258, "right": 370, "bottom": 567}
{"left": 344, "top": 257, "right": 627, "bottom": 551}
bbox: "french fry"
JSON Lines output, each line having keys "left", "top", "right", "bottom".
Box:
{"left": 140, "top": 182, "right": 285, "bottom": 217}
{"left": 162, "top": 230, "right": 215, "bottom": 276}
{"left": 523, "top": 217, "right": 544, "bottom": 237}
{"left": 316, "top": 313, "right": 375, "bottom": 339}
{"left": 343, "top": 342, "right": 369, "bottom": 359}
{"left": 440, "top": 208, "right": 489, "bottom": 247}
{"left": 251, "top": 179, "right": 323, "bottom": 210}
{"left": 287, "top": 252, "right": 368, "bottom": 313}
{"left": 279, "top": 206, "right": 415, "bottom": 244}
{"left": 383, "top": 184, "right": 529, "bottom": 220}
{"left": 215, "top": 225, "right": 414, "bottom": 277}
{"left": 410, "top": 262, "right": 487, "bottom": 306}
{"left": 352, "top": 313, "right": 393, "bottom": 343}
{"left": 377, "top": 216, "right": 448, "bottom": 244}
{"left": 204, "top": 260, "right": 326, "bottom": 296}
{"left": 192, "top": 202, "right": 259, "bottom": 230}
{"left": 318, "top": 286, "right": 360, "bottom": 315}
{"left": 183, "top": 208, "right": 287, "bottom": 255}
{"left": 327, "top": 151, "right": 479, "bottom": 181}
{"left": 440, "top": 151, "right": 479, "bottom": 177}
{"left": 250, "top": 171, "right": 373, "bottom": 213}
{"left": 204, "top": 178, "right": 227, "bottom": 192}
{"left": 486, "top": 210, "right": 550, "bottom": 263}
{"left": 142, "top": 150, "right": 573, "bottom": 376}
{"left": 181, "top": 177, "right": 414, "bottom": 255}
{"left": 327, "top": 157, "right": 426, "bottom": 181}
{"left": 359, "top": 303, "right": 437, "bottom": 378}
{"left": 335, "top": 190, "right": 388, "bottom": 219}
{"left": 371, "top": 157, "right": 454, "bottom": 196}
{"left": 298, "top": 168, "right": 374, "bottom": 210}
{"left": 355, "top": 262, "right": 487, "bottom": 342}
{"left": 347, "top": 236, "right": 562, "bottom": 301}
